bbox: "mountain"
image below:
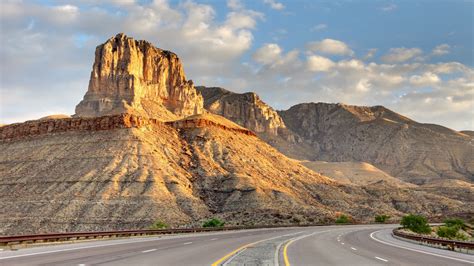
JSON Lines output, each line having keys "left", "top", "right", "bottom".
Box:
{"left": 279, "top": 103, "right": 474, "bottom": 184}
{"left": 75, "top": 33, "right": 203, "bottom": 120}
{"left": 0, "top": 34, "right": 469, "bottom": 235}
{"left": 197, "top": 86, "right": 473, "bottom": 185}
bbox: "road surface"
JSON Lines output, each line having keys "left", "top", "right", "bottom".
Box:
{"left": 1, "top": 224, "right": 473, "bottom": 265}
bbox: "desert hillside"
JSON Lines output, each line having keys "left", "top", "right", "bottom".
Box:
{"left": 197, "top": 86, "right": 474, "bottom": 185}
{"left": 0, "top": 34, "right": 471, "bottom": 235}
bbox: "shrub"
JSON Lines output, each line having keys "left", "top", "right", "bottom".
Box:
{"left": 335, "top": 214, "right": 350, "bottom": 224}
{"left": 375, "top": 215, "right": 390, "bottom": 223}
{"left": 202, "top": 218, "right": 225, "bottom": 228}
{"left": 444, "top": 218, "right": 465, "bottom": 229}
{"left": 149, "top": 220, "right": 168, "bottom": 229}
{"left": 436, "top": 226, "right": 459, "bottom": 239}
{"left": 400, "top": 214, "right": 431, "bottom": 234}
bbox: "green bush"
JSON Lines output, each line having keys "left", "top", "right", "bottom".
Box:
{"left": 400, "top": 214, "right": 431, "bottom": 234}
{"left": 375, "top": 215, "right": 390, "bottom": 223}
{"left": 149, "top": 220, "right": 168, "bottom": 229}
{"left": 335, "top": 214, "right": 350, "bottom": 224}
{"left": 202, "top": 218, "right": 225, "bottom": 228}
{"left": 436, "top": 226, "right": 459, "bottom": 239}
{"left": 444, "top": 218, "right": 465, "bottom": 229}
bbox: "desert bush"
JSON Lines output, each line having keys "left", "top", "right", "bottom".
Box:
{"left": 375, "top": 215, "right": 390, "bottom": 223}
{"left": 149, "top": 220, "right": 168, "bottom": 229}
{"left": 444, "top": 218, "right": 465, "bottom": 229}
{"left": 202, "top": 218, "right": 225, "bottom": 228}
{"left": 400, "top": 214, "right": 431, "bottom": 234}
{"left": 436, "top": 226, "right": 459, "bottom": 239}
{"left": 335, "top": 214, "right": 350, "bottom": 224}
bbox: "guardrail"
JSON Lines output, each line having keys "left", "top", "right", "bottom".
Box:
{"left": 0, "top": 223, "right": 344, "bottom": 248}
{"left": 392, "top": 228, "right": 474, "bottom": 252}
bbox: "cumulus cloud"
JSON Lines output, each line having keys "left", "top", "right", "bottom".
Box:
{"left": 307, "top": 55, "right": 335, "bottom": 72}
{"left": 307, "top": 39, "right": 354, "bottom": 56}
{"left": 409, "top": 72, "right": 441, "bottom": 86}
{"left": 432, "top": 44, "right": 450, "bottom": 56}
{"left": 381, "top": 47, "right": 423, "bottom": 63}
{"left": 1, "top": 1, "right": 473, "bottom": 131}
{"left": 253, "top": 43, "right": 282, "bottom": 65}
{"left": 263, "top": 0, "right": 285, "bottom": 10}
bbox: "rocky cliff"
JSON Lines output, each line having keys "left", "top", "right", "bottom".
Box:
{"left": 75, "top": 33, "right": 203, "bottom": 120}
{"left": 279, "top": 103, "right": 474, "bottom": 184}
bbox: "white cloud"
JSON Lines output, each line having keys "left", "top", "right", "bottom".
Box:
{"left": 253, "top": 43, "right": 282, "bottom": 65}
{"left": 432, "top": 44, "right": 450, "bottom": 56}
{"left": 409, "top": 72, "right": 441, "bottom": 86}
{"left": 227, "top": 0, "right": 243, "bottom": 10}
{"left": 307, "top": 55, "right": 335, "bottom": 72}
{"left": 307, "top": 39, "right": 354, "bottom": 56}
{"left": 363, "top": 48, "right": 377, "bottom": 60}
{"left": 263, "top": 0, "right": 285, "bottom": 10}
{"left": 311, "top": 24, "right": 327, "bottom": 32}
{"left": 381, "top": 47, "right": 423, "bottom": 63}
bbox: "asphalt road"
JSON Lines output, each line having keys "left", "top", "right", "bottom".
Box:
{"left": 0, "top": 224, "right": 473, "bottom": 265}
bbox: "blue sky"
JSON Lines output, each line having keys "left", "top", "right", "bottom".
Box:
{"left": 1, "top": 0, "right": 473, "bottom": 130}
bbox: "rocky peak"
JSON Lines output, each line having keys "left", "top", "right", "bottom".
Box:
{"left": 75, "top": 33, "right": 204, "bottom": 120}
{"left": 196, "top": 86, "right": 286, "bottom": 136}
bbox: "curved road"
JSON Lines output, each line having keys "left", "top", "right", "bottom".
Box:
{"left": 0, "top": 225, "right": 472, "bottom": 265}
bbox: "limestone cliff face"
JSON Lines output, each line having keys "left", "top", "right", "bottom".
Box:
{"left": 196, "top": 86, "right": 290, "bottom": 137}
{"left": 75, "top": 33, "right": 203, "bottom": 120}
{"left": 279, "top": 103, "right": 474, "bottom": 184}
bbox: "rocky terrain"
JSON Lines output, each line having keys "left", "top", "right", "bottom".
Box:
{"left": 198, "top": 87, "right": 473, "bottom": 185}
{"left": 0, "top": 33, "right": 471, "bottom": 235}
{"left": 75, "top": 33, "right": 203, "bottom": 120}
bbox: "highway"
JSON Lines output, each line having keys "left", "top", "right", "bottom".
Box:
{"left": 0, "top": 224, "right": 473, "bottom": 265}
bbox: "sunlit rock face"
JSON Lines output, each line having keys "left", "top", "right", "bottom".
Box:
{"left": 75, "top": 33, "right": 204, "bottom": 121}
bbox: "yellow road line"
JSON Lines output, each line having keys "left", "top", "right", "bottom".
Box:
{"left": 211, "top": 242, "right": 254, "bottom": 266}
{"left": 211, "top": 231, "right": 303, "bottom": 266}
{"left": 283, "top": 238, "right": 296, "bottom": 266}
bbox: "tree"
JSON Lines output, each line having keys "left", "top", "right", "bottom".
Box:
{"left": 202, "top": 218, "right": 225, "bottom": 228}
{"left": 375, "top": 215, "right": 390, "bottom": 223}
{"left": 436, "top": 226, "right": 459, "bottom": 239}
{"left": 400, "top": 214, "right": 431, "bottom": 234}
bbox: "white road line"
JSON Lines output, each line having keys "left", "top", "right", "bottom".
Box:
{"left": 274, "top": 241, "right": 284, "bottom": 266}
{"left": 210, "top": 238, "right": 218, "bottom": 241}
{"left": 0, "top": 237, "right": 169, "bottom": 260}
{"left": 341, "top": 242, "right": 345, "bottom": 245}
{"left": 183, "top": 242, "right": 192, "bottom": 245}
{"left": 141, "top": 249, "right": 157, "bottom": 253}
{"left": 351, "top": 247, "right": 357, "bottom": 250}
{"left": 337, "top": 239, "right": 340, "bottom": 242}
{"left": 375, "top": 256, "right": 388, "bottom": 262}
{"left": 369, "top": 230, "right": 474, "bottom": 264}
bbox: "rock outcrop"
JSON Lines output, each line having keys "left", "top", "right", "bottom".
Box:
{"left": 279, "top": 103, "right": 474, "bottom": 184}
{"left": 196, "top": 86, "right": 287, "bottom": 136}
{"left": 75, "top": 33, "right": 203, "bottom": 120}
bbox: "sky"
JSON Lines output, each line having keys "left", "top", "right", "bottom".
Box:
{"left": 0, "top": 0, "right": 473, "bottom": 130}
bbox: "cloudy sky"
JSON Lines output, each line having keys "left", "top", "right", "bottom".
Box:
{"left": 1, "top": 0, "right": 473, "bottom": 130}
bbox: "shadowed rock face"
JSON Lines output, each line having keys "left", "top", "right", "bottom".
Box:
{"left": 279, "top": 103, "right": 474, "bottom": 184}
{"left": 75, "top": 33, "right": 203, "bottom": 120}
{"left": 196, "top": 86, "right": 287, "bottom": 136}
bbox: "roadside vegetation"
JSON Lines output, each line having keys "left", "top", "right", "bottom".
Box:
{"left": 374, "top": 214, "right": 390, "bottom": 223}
{"left": 149, "top": 220, "right": 168, "bottom": 229}
{"left": 400, "top": 214, "right": 431, "bottom": 234}
{"left": 399, "top": 215, "right": 472, "bottom": 241}
{"left": 335, "top": 214, "right": 351, "bottom": 224}
{"left": 436, "top": 218, "right": 469, "bottom": 241}
{"left": 202, "top": 218, "right": 225, "bottom": 228}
